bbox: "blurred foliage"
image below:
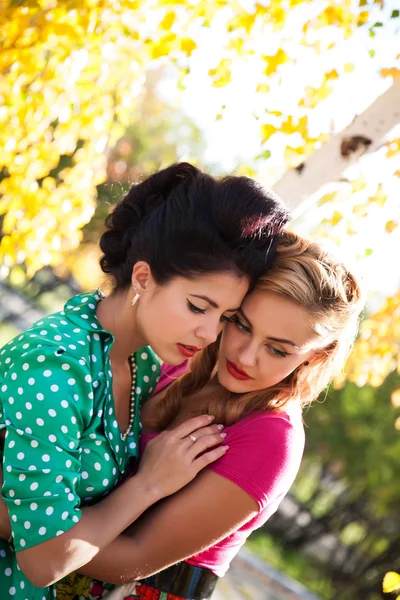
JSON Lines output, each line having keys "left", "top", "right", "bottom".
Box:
{"left": 248, "top": 372, "right": 400, "bottom": 598}
{"left": 60, "top": 69, "right": 207, "bottom": 291}
{"left": 247, "top": 531, "right": 334, "bottom": 600}
{"left": 1, "top": 0, "right": 399, "bottom": 277}
{"left": 343, "top": 292, "right": 400, "bottom": 390}
{"left": 269, "top": 371, "right": 400, "bottom": 598}
{"left": 302, "top": 372, "right": 400, "bottom": 517}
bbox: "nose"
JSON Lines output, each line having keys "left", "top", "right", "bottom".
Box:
{"left": 195, "top": 317, "right": 223, "bottom": 347}
{"left": 237, "top": 341, "right": 258, "bottom": 368}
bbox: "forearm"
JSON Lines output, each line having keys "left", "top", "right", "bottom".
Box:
{"left": 78, "top": 531, "right": 183, "bottom": 584}
{"left": 17, "top": 473, "right": 161, "bottom": 588}
{"left": 78, "top": 471, "right": 258, "bottom": 585}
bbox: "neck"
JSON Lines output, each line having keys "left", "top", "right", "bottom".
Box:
{"left": 96, "top": 290, "right": 147, "bottom": 364}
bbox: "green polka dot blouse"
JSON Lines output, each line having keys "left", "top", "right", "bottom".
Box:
{"left": 0, "top": 290, "right": 160, "bottom": 599}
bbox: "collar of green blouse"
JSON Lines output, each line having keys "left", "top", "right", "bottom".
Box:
{"left": 63, "top": 289, "right": 113, "bottom": 341}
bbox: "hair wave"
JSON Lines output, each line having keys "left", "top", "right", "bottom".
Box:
{"left": 151, "top": 231, "right": 365, "bottom": 429}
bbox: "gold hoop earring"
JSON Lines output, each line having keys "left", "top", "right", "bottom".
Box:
{"left": 131, "top": 284, "right": 140, "bottom": 307}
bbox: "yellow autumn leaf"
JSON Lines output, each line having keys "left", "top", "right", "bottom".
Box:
{"left": 262, "top": 48, "right": 290, "bottom": 76}
{"left": 235, "top": 165, "right": 256, "bottom": 177}
{"left": 151, "top": 33, "right": 178, "bottom": 58}
{"left": 208, "top": 58, "right": 232, "bottom": 87}
{"left": 317, "top": 192, "right": 337, "bottom": 206}
{"left": 383, "top": 571, "right": 400, "bottom": 593}
{"left": 345, "top": 220, "right": 358, "bottom": 236}
{"left": 180, "top": 37, "right": 197, "bottom": 56}
{"left": 280, "top": 115, "right": 308, "bottom": 137}
{"left": 351, "top": 176, "right": 367, "bottom": 193}
{"left": 256, "top": 83, "right": 270, "bottom": 93}
{"left": 228, "top": 13, "right": 256, "bottom": 34}
{"left": 160, "top": 11, "right": 176, "bottom": 30}
{"left": 353, "top": 204, "right": 369, "bottom": 217}
{"left": 49, "top": 23, "right": 81, "bottom": 41}
{"left": 300, "top": 82, "right": 333, "bottom": 108}
{"left": 369, "top": 184, "right": 387, "bottom": 207}
{"left": 380, "top": 68, "right": 400, "bottom": 79}
{"left": 260, "top": 123, "right": 277, "bottom": 143}
{"left": 157, "top": 0, "right": 186, "bottom": 4}
{"left": 326, "top": 69, "right": 339, "bottom": 80}
{"left": 344, "top": 63, "right": 354, "bottom": 73}
{"left": 228, "top": 37, "right": 245, "bottom": 54}
{"left": 331, "top": 210, "right": 343, "bottom": 226}
{"left": 387, "top": 139, "right": 400, "bottom": 157}
{"left": 385, "top": 220, "right": 398, "bottom": 233}
{"left": 269, "top": 6, "right": 286, "bottom": 31}
{"left": 358, "top": 10, "right": 370, "bottom": 25}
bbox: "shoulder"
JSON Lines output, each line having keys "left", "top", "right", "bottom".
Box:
{"left": 0, "top": 290, "right": 114, "bottom": 372}
{"left": 226, "top": 404, "right": 305, "bottom": 449}
{"left": 208, "top": 405, "right": 305, "bottom": 511}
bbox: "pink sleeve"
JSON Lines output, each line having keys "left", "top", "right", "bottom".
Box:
{"left": 208, "top": 412, "right": 305, "bottom": 511}
{"left": 153, "top": 361, "right": 189, "bottom": 396}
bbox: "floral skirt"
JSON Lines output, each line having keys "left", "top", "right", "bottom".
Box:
{"left": 125, "top": 582, "right": 185, "bottom": 600}
{"left": 56, "top": 574, "right": 184, "bottom": 600}
{"left": 56, "top": 574, "right": 114, "bottom": 600}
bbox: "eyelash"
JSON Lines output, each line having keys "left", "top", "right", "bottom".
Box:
{"left": 266, "top": 345, "right": 287, "bottom": 358}
{"left": 231, "top": 314, "right": 250, "bottom": 333}
{"left": 187, "top": 299, "right": 206, "bottom": 314}
{"left": 230, "top": 316, "right": 288, "bottom": 358}
{"left": 187, "top": 300, "right": 236, "bottom": 323}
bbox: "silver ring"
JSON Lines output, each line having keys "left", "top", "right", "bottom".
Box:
{"left": 189, "top": 434, "right": 197, "bottom": 443}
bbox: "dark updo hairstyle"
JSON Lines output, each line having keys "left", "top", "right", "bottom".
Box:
{"left": 99, "top": 162, "right": 290, "bottom": 290}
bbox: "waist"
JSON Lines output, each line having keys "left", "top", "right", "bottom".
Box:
{"left": 140, "top": 561, "right": 219, "bottom": 600}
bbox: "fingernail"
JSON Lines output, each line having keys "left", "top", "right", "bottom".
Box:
{"left": 223, "top": 445, "right": 229, "bottom": 451}
{"left": 220, "top": 432, "right": 227, "bottom": 439}
{"left": 207, "top": 415, "right": 215, "bottom": 421}
{"left": 217, "top": 424, "right": 224, "bottom": 430}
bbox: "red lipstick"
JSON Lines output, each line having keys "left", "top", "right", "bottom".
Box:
{"left": 226, "top": 359, "right": 252, "bottom": 381}
{"left": 177, "top": 344, "right": 201, "bottom": 358}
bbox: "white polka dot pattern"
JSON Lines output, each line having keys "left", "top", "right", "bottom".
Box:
{"left": 0, "top": 290, "right": 160, "bottom": 598}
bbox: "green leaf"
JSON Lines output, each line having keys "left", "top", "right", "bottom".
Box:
{"left": 255, "top": 150, "right": 272, "bottom": 160}
{"left": 391, "top": 10, "right": 400, "bottom": 18}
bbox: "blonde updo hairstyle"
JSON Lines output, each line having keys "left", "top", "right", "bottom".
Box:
{"left": 153, "top": 231, "right": 365, "bottom": 429}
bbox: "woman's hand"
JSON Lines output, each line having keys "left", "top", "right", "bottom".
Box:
{"left": 0, "top": 464, "right": 12, "bottom": 541}
{"left": 137, "top": 415, "right": 228, "bottom": 499}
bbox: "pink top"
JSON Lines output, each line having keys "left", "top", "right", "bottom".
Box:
{"left": 140, "top": 362, "right": 305, "bottom": 577}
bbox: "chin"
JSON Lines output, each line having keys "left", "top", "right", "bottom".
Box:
{"left": 154, "top": 344, "right": 187, "bottom": 366}
{"left": 217, "top": 370, "right": 249, "bottom": 393}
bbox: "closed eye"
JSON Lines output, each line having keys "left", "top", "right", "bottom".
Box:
{"left": 187, "top": 299, "right": 206, "bottom": 314}
{"left": 266, "top": 344, "right": 288, "bottom": 358}
{"left": 230, "top": 314, "right": 251, "bottom": 333}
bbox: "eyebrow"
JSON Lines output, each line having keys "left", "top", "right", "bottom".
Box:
{"left": 238, "top": 308, "right": 300, "bottom": 348}
{"left": 189, "top": 295, "right": 240, "bottom": 312}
